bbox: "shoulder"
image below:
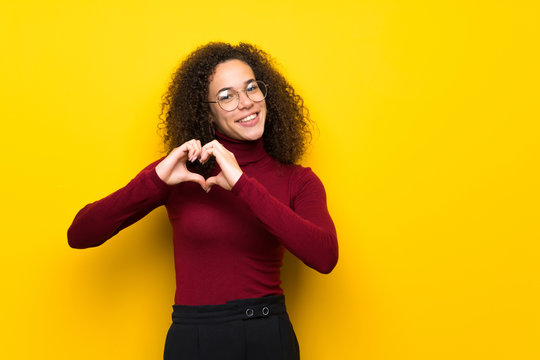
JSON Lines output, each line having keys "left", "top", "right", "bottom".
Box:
{"left": 287, "top": 164, "right": 323, "bottom": 185}
{"left": 285, "top": 164, "right": 327, "bottom": 199}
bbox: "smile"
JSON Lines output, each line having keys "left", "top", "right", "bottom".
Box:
{"left": 236, "top": 113, "right": 258, "bottom": 123}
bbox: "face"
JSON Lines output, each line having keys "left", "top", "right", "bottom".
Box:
{"left": 207, "top": 59, "right": 267, "bottom": 141}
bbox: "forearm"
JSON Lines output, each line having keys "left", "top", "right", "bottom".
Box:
{"left": 67, "top": 161, "right": 170, "bottom": 248}
{"left": 232, "top": 173, "right": 338, "bottom": 274}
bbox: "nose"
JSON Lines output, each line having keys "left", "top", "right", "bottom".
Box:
{"left": 237, "top": 90, "right": 253, "bottom": 110}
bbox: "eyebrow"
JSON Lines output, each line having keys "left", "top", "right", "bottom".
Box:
{"left": 215, "top": 78, "right": 256, "bottom": 95}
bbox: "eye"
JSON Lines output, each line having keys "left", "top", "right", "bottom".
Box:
{"left": 246, "top": 82, "right": 259, "bottom": 93}
{"left": 217, "top": 90, "right": 236, "bottom": 103}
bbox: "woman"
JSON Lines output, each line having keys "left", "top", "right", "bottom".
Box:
{"left": 68, "top": 42, "right": 338, "bottom": 360}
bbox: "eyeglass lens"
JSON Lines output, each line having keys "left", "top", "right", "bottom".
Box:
{"left": 217, "top": 81, "right": 267, "bottom": 111}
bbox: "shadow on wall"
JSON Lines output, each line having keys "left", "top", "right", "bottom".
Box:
{"left": 281, "top": 250, "right": 305, "bottom": 303}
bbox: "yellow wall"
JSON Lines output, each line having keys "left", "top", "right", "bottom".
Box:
{"left": 1, "top": 1, "right": 539, "bottom": 358}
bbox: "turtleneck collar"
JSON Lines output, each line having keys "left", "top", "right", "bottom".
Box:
{"left": 214, "top": 131, "right": 268, "bottom": 166}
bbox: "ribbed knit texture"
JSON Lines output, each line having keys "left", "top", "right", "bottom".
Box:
{"left": 68, "top": 132, "right": 338, "bottom": 305}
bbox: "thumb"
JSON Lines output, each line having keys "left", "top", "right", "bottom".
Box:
{"left": 184, "top": 172, "right": 207, "bottom": 191}
{"left": 205, "top": 176, "right": 218, "bottom": 193}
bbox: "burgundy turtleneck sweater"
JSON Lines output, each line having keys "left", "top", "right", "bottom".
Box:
{"left": 68, "top": 133, "right": 338, "bottom": 305}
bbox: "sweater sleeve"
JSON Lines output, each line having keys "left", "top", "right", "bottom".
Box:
{"left": 231, "top": 168, "right": 338, "bottom": 274}
{"left": 67, "top": 159, "right": 171, "bottom": 249}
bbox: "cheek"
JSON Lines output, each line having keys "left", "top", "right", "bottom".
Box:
{"left": 209, "top": 107, "right": 222, "bottom": 123}
{"left": 210, "top": 109, "right": 232, "bottom": 128}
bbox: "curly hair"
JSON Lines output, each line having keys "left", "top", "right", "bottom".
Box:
{"left": 159, "top": 42, "right": 312, "bottom": 177}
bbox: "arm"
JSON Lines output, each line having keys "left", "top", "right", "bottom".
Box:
{"left": 201, "top": 140, "right": 338, "bottom": 273}
{"left": 68, "top": 139, "right": 207, "bottom": 249}
{"left": 67, "top": 160, "right": 171, "bottom": 249}
{"left": 232, "top": 169, "right": 338, "bottom": 274}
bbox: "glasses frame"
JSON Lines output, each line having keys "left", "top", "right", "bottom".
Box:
{"left": 205, "top": 80, "right": 268, "bottom": 112}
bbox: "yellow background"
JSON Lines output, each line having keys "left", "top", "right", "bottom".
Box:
{"left": 1, "top": 0, "right": 539, "bottom": 359}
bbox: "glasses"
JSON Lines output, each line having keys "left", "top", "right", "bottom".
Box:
{"left": 205, "top": 80, "right": 268, "bottom": 112}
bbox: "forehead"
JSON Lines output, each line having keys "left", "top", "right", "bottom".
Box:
{"left": 209, "top": 59, "right": 255, "bottom": 90}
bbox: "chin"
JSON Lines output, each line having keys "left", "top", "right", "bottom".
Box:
{"left": 234, "top": 120, "right": 265, "bottom": 141}
{"left": 241, "top": 130, "right": 264, "bottom": 141}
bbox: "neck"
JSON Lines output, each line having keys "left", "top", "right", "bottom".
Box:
{"left": 214, "top": 131, "right": 267, "bottom": 166}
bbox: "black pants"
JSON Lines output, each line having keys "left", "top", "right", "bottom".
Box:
{"left": 164, "top": 295, "right": 300, "bottom": 360}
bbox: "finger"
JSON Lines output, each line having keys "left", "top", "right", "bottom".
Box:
{"left": 179, "top": 142, "right": 196, "bottom": 161}
{"left": 206, "top": 175, "right": 217, "bottom": 186}
{"left": 156, "top": 147, "right": 189, "bottom": 184}
{"left": 192, "top": 139, "right": 203, "bottom": 162}
{"left": 200, "top": 140, "right": 218, "bottom": 163}
{"left": 205, "top": 173, "right": 233, "bottom": 192}
{"left": 170, "top": 143, "right": 188, "bottom": 159}
{"left": 186, "top": 142, "right": 197, "bottom": 162}
{"left": 180, "top": 139, "right": 200, "bottom": 162}
{"left": 184, "top": 172, "right": 207, "bottom": 191}
{"left": 202, "top": 140, "right": 222, "bottom": 151}
{"left": 202, "top": 140, "right": 214, "bottom": 149}
{"left": 200, "top": 147, "right": 213, "bottom": 164}
{"left": 205, "top": 175, "right": 218, "bottom": 193}
{"left": 202, "top": 145, "right": 233, "bottom": 169}
{"left": 200, "top": 146, "right": 226, "bottom": 164}
{"left": 190, "top": 140, "right": 204, "bottom": 162}
{"left": 161, "top": 145, "right": 188, "bottom": 171}
{"left": 193, "top": 140, "right": 202, "bottom": 162}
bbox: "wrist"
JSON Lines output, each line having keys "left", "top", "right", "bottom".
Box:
{"left": 229, "top": 169, "right": 243, "bottom": 187}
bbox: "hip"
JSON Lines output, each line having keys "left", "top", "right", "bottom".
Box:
{"left": 164, "top": 295, "right": 300, "bottom": 360}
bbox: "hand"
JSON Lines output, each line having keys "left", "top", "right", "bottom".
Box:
{"left": 200, "top": 140, "right": 243, "bottom": 192}
{"left": 155, "top": 139, "right": 207, "bottom": 190}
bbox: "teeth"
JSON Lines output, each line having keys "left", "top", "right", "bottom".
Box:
{"left": 238, "top": 114, "right": 257, "bottom": 122}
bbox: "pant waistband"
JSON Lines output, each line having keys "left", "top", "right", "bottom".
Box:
{"left": 172, "top": 295, "right": 286, "bottom": 324}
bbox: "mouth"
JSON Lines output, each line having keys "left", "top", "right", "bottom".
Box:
{"left": 235, "top": 112, "right": 259, "bottom": 126}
